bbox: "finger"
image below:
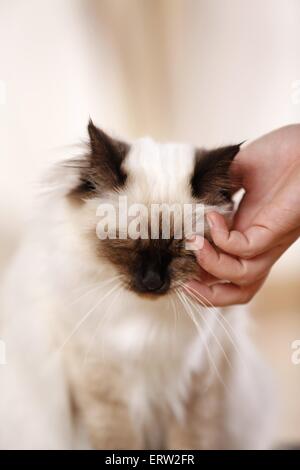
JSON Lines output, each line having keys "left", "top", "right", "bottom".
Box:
{"left": 185, "top": 278, "right": 266, "bottom": 307}
{"left": 232, "top": 190, "right": 262, "bottom": 231}
{"left": 207, "top": 211, "right": 281, "bottom": 258}
{"left": 198, "top": 270, "right": 219, "bottom": 285}
{"left": 194, "top": 236, "right": 288, "bottom": 286}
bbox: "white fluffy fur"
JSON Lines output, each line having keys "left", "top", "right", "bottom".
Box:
{"left": 0, "top": 138, "right": 274, "bottom": 449}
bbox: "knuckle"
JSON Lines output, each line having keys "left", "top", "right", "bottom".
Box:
{"left": 240, "top": 239, "right": 256, "bottom": 259}
{"left": 239, "top": 266, "right": 268, "bottom": 286}
{"left": 236, "top": 263, "right": 251, "bottom": 285}
{"left": 241, "top": 247, "right": 256, "bottom": 259}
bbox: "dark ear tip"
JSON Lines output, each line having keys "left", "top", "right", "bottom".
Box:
{"left": 229, "top": 141, "right": 245, "bottom": 152}
{"left": 87, "top": 118, "right": 103, "bottom": 145}
{"left": 232, "top": 143, "right": 241, "bottom": 151}
{"left": 88, "top": 117, "right": 95, "bottom": 135}
{"left": 227, "top": 143, "right": 243, "bottom": 160}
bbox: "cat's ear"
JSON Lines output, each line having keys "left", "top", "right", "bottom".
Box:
{"left": 87, "top": 119, "right": 129, "bottom": 189}
{"left": 190, "top": 144, "right": 241, "bottom": 202}
{"left": 68, "top": 120, "right": 129, "bottom": 200}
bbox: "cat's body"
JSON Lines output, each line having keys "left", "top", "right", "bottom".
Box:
{"left": 0, "top": 124, "right": 273, "bottom": 449}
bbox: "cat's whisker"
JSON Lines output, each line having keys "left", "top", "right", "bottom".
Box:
{"left": 177, "top": 280, "right": 238, "bottom": 349}
{"left": 178, "top": 281, "right": 235, "bottom": 332}
{"left": 182, "top": 282, "right": 235, "bottom": 333}
{"left": 178, "top": 287, "right": 234, "bottom": 372}
{"left": 83, "top": 287, "right": 122, "bottom": 366}
{"left": 58, "top": 281, "right": 122, "bottom": 353}
{"left": 68, "top": 275, "right": 122, "bottom": 308}
{"left": 175, "top": 290, "right": 214, "bottom": 374}
{"left": 170, "top": 294, "right": 179, "bottom": 346}
{"left": 182, "top": 282, "right": 247, "bottom": 367}
{"left": 178, "top": 289, "right": 233, "bottom": 393}
{"left": 175, "top": 289, "right": 229, "bottom": 392}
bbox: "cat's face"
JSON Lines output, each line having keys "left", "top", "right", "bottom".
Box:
{"left": 68, "top": 121, "right": 240, "bottom": 297}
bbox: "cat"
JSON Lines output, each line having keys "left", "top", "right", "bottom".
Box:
{"left": 0, "top": 121, "right": 274, "bottom": 449}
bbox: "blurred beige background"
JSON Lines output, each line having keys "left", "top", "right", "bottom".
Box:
{"left": 0, "top": 0, "right": 300, "bottom": 446}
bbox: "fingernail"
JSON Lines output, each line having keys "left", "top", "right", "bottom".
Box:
{"left": 185, "top": 234, "right": 196, "bottom": 242}
{"left": 185, "top": 235, "right": 205, "bottom": 251}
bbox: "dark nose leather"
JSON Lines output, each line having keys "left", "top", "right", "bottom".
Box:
{"left": 136, "top": 248, "right": 171, "bottom": 294}
{"left": 141, "top": 269, "right": 165, "bottom": 292}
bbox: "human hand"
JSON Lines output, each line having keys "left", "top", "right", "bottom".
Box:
{"left": 189, "top": 124, "right": 300, "bottom": 306}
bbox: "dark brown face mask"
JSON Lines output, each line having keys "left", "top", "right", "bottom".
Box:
{"left": 68, "top": 120, "right": 241, "bottom": 296}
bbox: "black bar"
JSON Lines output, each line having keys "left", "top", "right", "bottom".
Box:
{"left": 0, "top": 450, "right": 299, "bottom": 466}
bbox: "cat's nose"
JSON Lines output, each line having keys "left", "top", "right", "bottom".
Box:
{"left": 141, "top": 269, "right": 167, "bottom": 292}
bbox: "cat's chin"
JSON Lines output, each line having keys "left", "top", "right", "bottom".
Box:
{"left": 133, "top": 290, "right": 170, "bottom": 300}
{"left": 128, "top": 285, "right": 171, "bottom": 299}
